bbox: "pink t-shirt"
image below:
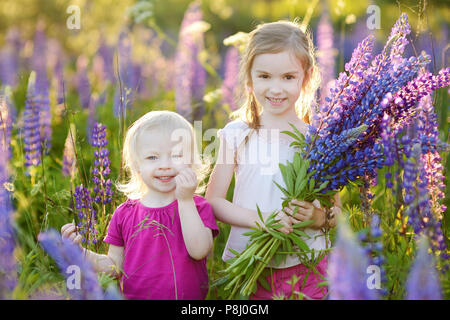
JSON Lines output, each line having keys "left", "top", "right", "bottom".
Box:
{"left": 104, "top": 195, "right": 219, "bottom": 300}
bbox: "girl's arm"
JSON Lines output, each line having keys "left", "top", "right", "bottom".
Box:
{"left": 175, "top": 168, "right": 213, "bottom": 260}
{"left": 82, "top": 244, "right": 124, "bottom": 277}
{"left": 178, "top": 199, "right": 213, "bottom": 260}
{"left": 205, "top": 136, "right": 293, "bottom": 234}
{"left": 61, "top": 223, "right": 124, "bottom": 278}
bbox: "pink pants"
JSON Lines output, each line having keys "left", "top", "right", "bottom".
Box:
{"left": 250, "top": 256, "right": 328, "bottom": 300}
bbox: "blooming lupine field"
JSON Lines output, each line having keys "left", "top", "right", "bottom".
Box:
{"left": 0, "top": 0, "right": 449, "bottom": 300}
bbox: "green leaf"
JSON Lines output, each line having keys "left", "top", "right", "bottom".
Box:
{"left": 267, "top": 229, "right": 285, "bottom": 241}
{"left": 309, "top": 178, "right": 315, "bottom": 192}
{"left": 285, "top": 164, "right": 295, "bottom": 194}
{"left": 279, "top": 163, "right": 288, "bottom": 185}
{"left": 281, "top": 130, "right": 300, "bottom": 142}
{"left": 30, "top": 181, "right": 42, "bottom": 196}
{"left": 293, "top": 229, "right": 311, "bottom": 239}
{"left": 288, "top": 233, "right": 310, "bottom": 252}
{"left": 293, "top": 153, "right": 301, "bottom": 175}
{"left": 293, "top": 220, "right": 315, "bottom": 229}
{"left": 316, "top": 181, "right": 329, "bottom": 192}
{"left": 288, "top": 123, "right": 306, "bottom": 143}
{"left": 256, "top": 204, "right": 264, "bottom": 223}
{"left": 273, "top": 181, "right": 291, "bottom": 198}
{"left": 294, "top": 178, "right": 307, "bottom": 198}
{"left": 257, "top": 275, "right": 272, "bottom": 291}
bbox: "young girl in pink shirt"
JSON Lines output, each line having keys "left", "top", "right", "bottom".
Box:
{"left": 62, "top": 110, "right": 218, "bottom": 300}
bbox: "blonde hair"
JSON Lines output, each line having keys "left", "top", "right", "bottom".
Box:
{"left": 116, "top": 110, "right": 209, "bottom": 200}
{"left": 231, "top": 20, "right": 321, "bottom": 127}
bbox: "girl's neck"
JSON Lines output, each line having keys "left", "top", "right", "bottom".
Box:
{"left": 260, "top": 110, "right": 305, "bottom": 131}
{"left": 140, "top": 191, "right": 176, "bottom": 208}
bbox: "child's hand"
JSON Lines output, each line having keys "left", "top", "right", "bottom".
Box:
{"left": 283, "top": 199, "right": 325, "bottom": 229}
{"left": 174, "top": 167, "right": 198, "bottom": 201}
{"left": 61, "top": 223, "right": 82, "bottom": 246}
{"left": 274, "top": 211, "right": 294, "bottom": 234}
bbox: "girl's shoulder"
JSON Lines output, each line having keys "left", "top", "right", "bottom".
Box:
{"left": 221, "top": 118, "right": 250, "bottom": 131}
{"left": 114, "top": 199, "right": 139, "bottom": 214}
{"left": 218, "top": 119, "right": 252, "bottom": 149}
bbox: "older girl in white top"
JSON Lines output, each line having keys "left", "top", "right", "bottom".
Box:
{"left": 206, "top": 21, "right": 342, "bottom": 300}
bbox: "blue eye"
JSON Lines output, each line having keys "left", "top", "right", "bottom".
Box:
{"left": 285, "top": 75, "right": 295, "bottom": 80}
{"left": 147, "top": 156, "right": 157, "bottom": 160}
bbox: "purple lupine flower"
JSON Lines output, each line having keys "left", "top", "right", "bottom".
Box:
{"left": 0, "top": 129, "right": 17, "bottom": 298}
{"left": 0, "top": 28, "right": 22, "bottom": 88}
{"left": 389, "top": 68, "right": 450, "bottom": 137}
{"left": 174, "top": 1, "right": 207, "bottom": 121}
{"left": 35, "top": 71, "right": 52, "bottom": 153}
{"left": 74, "top": 185, "right": 98, "bottom": 246}
{"left": 405, "top": 236, "right": 442, "bottom": 300}
{"left": 76, "top": 55, "right": 91, "bottom": 109}
{"left": 90, "top": 123, "right": 113, "bottom": 205}
{"left": 380, "top": 112, "right": 395, "bottom": 167}
{"left": 96, "top": 37, "right": 115, "bottom": 85}
{"left": 343, "top": 18, "right": 374, "bottom": 66}
{"left": 49, "top": 41, "right": 66, "bottom": 105}
{"left": 31, "top": 26, "right": 52, "bottom": 153}
{"left": 23, "top": 72, "right": 42, "bottom": 168}
{"left": 397, "top": 84, "right": 449, "bottom": 258}
{"left": 0, "top": 46, "right": 18, "bottom": 88}
{"left": 113, "top": 31, "right": 140, "bottom": 117}
{"left": 30, "top": 22, "right": 47, "bottom": 76}
{"left": 301, "top": 14, "right": 450, "bottom": 195}
{"left": 86, "top": 91, "right": 106, "bottom": 144}
{"left": 38, "top": 229, "right": 104, "bottom": 300}
{"left": 328, "top": 218, "right": 379, "bottom": 300}
{"left": 221, "top": 46, "right": 240, "bottom": 111}
{"left": 317, "top": 12, "right": 336, "bottom": 106}
{"left": 359, "top": 214, "right": 388, "bottom": 297}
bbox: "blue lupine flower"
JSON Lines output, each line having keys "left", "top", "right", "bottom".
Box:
{"left": 31, "top": 25, "right": 52, "bottom": 153}
{"left": 113, "top": 31, "right": 141, "bottom": 117}
{"left": 23, "top": 72, "right": 42, "bottom": 168}
{"left": 96, "top": 37, "right": 115, "bottom": 85}
{"left": 405, "top": 236, "right": 442, "bottom": 300}
{"left": 328, "top": 218, "right": 379, "bottom": 300}
{"left": 74, "top": 185, "right": 97, "bottom": 246}
{"left": 90, "top": 123, "right": 113, "bottom": 205}
{"left": 300, "top": 14, "right": 450, "bottom": 195}
{"left": 38, "top": 229, "right": 104, "bottom": 300}
{"left": 221, "top": 46, "right": 240, "bottom": 111}
{"left": 0, "top": 133, "right": 17, "bottom": 298}
{"left": 76, "top": 55, "right": 91, "bottom": 109}
{"left": 174, "top": 1, "right": 207, "bottom": 121}
{"left": 317, "top": 11, "right": 336, "bottom": 106}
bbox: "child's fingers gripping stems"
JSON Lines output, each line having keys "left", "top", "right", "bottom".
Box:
{"left": 61, "top": 223, "right": 82, "bottom": 245}
{"left": 275, "top": 211, "right": 294, "bottom": 234}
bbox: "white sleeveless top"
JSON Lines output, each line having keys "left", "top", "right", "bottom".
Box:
{"left": 217, "top": 119, "right": 328, "bottom": 268}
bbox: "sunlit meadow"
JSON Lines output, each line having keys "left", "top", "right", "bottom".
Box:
{"left": 0, "top": 0, "right": 448, "bottom": 300}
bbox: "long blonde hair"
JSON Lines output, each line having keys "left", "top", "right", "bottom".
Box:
{"left": 232, "top": 20, "right": 321, "bottom": 128}
{"left": 116, "top": 110, "right": 208, "bottom": 200}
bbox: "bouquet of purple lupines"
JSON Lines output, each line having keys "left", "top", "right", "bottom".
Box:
{"left": 219, "top": 13, "right": 449, "bottom": 299}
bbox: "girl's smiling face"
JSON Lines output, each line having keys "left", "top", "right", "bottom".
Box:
{"left": 136, "top": 128, "right": 191, "bottom": 195}
{"left": 250, "top": 50, "right": 305, "bottom": 117}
